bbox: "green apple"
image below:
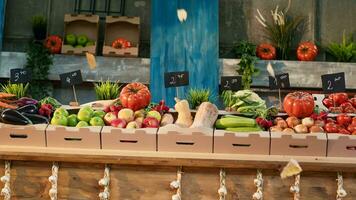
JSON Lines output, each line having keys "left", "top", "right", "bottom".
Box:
{"left": 76, "top": 121, "right": 89, "bottom": 128}
{"left": 65, "top": 34, "right": 76, "bottom": 46}
{"left": 86, "top": 41, "right": 95, "bottom": 46}
{"left": 146, "top": 110, "right": 162, "bottom": 122}
{"left": 89, "top": 117, "right": 105, "bottom": 126}
{"left": 67, "top": 114, "right": 78, "bottom": 127}
{"left": 93, "top": 110, "right": 106, "bottom": 119}
{"left": 54, "top": 108, "right": 69, "bottom": 117}
{"left": 77, "top": 106, "right": 94, "bottom": 122}
{"left": 75, "top": 44, "right": 84, "bottom": 48}
{"left": 51, "top": 114, "right": 68, "bottom": 126}
{"left": 77, "top": 35, "right": 88, "bottom": 46}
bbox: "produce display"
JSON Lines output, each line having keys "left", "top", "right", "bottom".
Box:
{"left": 112, "top": 38, "right": 131, "bottom": 49}
{"left": 283, "top": 92, "right": 315, "bottom": 118}
{"left": 65, "top": 34, "right": 95, "bottom": 48}
{"left": 322, "top": 93, "right": 356, "bottom": 114}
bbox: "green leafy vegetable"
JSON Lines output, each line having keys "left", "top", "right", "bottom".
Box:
{"left": 186, "top": 88, "right": 215, "bottom": 109}
{"left": 0, "top": 82, "right": 29, "bottom": 99}
{"left": 94, "top": 80, "right": 121, "bottom": 100}
{"left": 327, "top": 31, "right": 356, "bottom": 62}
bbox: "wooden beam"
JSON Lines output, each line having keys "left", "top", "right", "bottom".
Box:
{"left": 1, "top": 146, "right": 356, "bottom": 172}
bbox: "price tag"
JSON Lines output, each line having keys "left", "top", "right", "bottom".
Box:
{"left": 60, "top": 70, "right": 83, "bottom": 87}
{"left": 220, "top": 76, "right": 242, "bottom": 91}
{"left": 10, "top": 68, "right": 31, "bottom": 84}
{"left": 269, "top": 73, "right": 290, "bottom": 89}
{"left": 321, "top": 72, "right": 346, "bottom": 93}
{"left": 164, "top": 71, "right": 189, "bottom": 88}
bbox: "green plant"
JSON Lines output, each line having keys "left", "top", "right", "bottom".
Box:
{"left": 0, "top": 82, "right": 29, "bottom": 98}
{"left": 186, "top": 88, "right": 214, "bottom": 109}
{"left": 31, "top": 15, "right": 47, "bottom": 40}
{"left": 94, "top": 80, "right": 121, "bottom": 100}
{"left": 25, "top": 42, "right": 53, "bottom": 99}
{"left": 255, "top": 0, "right": 305, "bottom": 60}
{"left": 221, "top": 90, "right": 237, "bottom": 110}
{"left": 233, "top": 40, "right": 256, "bottom": 58}
{"left": 327, "top": 32, "right": 356, "bottom": 62}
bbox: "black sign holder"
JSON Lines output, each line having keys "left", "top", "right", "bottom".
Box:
{"left": 164, "top": 71, "right": 189, "bottom": 99}
{"left": 59, "top": 70, "right": 83, "bottom": 106}
{"left": 269, "top": 73, "right": 290, "bottom": 111}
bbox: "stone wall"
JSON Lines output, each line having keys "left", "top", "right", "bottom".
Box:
{"left": 2, "top": 0, "right": 355, "bottom": 59}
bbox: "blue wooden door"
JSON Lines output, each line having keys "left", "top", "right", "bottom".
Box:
{"left": 150, "top": 0, "right": 219, "bottom": 107}
{"left": 0, "top": 0, "right": 4, "bottom": 50}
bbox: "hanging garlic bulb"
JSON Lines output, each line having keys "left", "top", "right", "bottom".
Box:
{"left": 218, "top": 169, "right": 227, "bottom": 200}
{"left": 99, "top": 165, "right": 110, "bottom": 200}
{"left": 170, "top": 167, "right": 182, "bottom": 200}
{"left": 48, "top": 162, "right": 59, "bottom": 200}
{"left": 1, "top": 161, "right": 11, "bottom": 200}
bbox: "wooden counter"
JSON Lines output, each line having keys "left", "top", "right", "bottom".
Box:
{"left": 1, "top": 146, "right": 356, "bottom": 199}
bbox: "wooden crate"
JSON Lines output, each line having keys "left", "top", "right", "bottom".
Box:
{"left": 158, "top": 126, "right": 213, "bottom": 153}
{"left": 214, "top": 130, "right": 270, "bottom": 155}
{"left": 270, "top": 132, "right": 327, "bottom": 157}
{"left": 46, "top": 125, "right": 101, "bottom": 149}
{"left": 61, "top": 14, "right": 99, "bottom": 55}
{"left": 327, "top": 134, "right": 356, "bottom": 157}
{"left": 102, "top": 16, "right": 140, "bottom": 57}
{"left": 101, "top": 127, "right": 157, "bottom": 151}
{"left": 0, "top": 123, "right": 47, "bottom": 147}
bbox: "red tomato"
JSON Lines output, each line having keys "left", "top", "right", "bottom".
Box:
{"left": 322, "top": 98, "right": 333, "bottom": 108}
{"left": 326, "top": 118, "right": 336, "bottom": 124}
{"left": 296, "top": 42, "right": 318, "bottom": 61}
{"left": 112, "top": 38, "right": 131, "bottom": 49}
{"left": 347, "top": 124, "right": 356, "bottom": 133}
{"left": 324, "top": 122, "right": 339, "bottom": 133}
{"left": 283, "top": 92, "right": 315, "bottom": 118}
{"left": 119, "top": 82, "right": 151, "bottom": 111}
{"left": 337, "top": 114, "right": 352, "bottom": 127}
{"left": 352, "top": 117, "right": 356, "bottom": 125}
{"left": 353, "top": 130, "right": 356, "bottom": 135}
{"left": 329, "top": 93, "right": 348, "bottom": 106}
{"left": 44, "top": 35, "right": 62, "bottom": 54}
{"left": 329, "top": 107, "right": 343, "bottom": 114}
{"left": 350, "top": 98, "right": 356, "bottom": 108}
{"left": 344, "top": 106, "right": 356, "bottom": 114}
{"left": 256, "top": 43, "right": 276, "bottom": 60}
{"left": 340, "top": 102, "right": 353, "bottom": 111}
{"left": 339, "top": 128, "right": 351, "bottom": 135}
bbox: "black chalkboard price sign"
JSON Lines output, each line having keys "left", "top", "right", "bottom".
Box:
{"left": 220, "top": 76, "right": 242, "bottom": 91}
{"left": 164, "top": 71, "right": 189, "bottom": 88}
{"left": 59, "top": 70, "right": 83, "bottom": 87}
{"left": 321, "top": 72, "right": 345, "bottom": 93}
{"left": 269, "top": 73, "right": 290, "bottom": 89}
{"left": 10, "top": 68, "right": 31, "bottom": 84}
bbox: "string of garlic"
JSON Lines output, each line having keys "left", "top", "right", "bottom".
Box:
{"left": 48, "top": 162, "right": 59, "bottom": 200}
{"left": 290, "top": 174, "right": 300, "bottom": 200}
{"left": 252, "top": 170, "right": 263, "bottom": 200}
{"left": 99, "top": 165, "right": 110, "bottom": 200}
{"left": 170, "top": 166, "right": 182, "bottom": 200}
{"left": 1, "top": 161, "right": 11, "bottom": 200}
{"left": 218, "top": 169, "right": 227, "bottom": 200}
{"left": 336, "top": 172, "right": 347, "bottom": 200}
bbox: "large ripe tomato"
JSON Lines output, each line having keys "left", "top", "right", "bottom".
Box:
{"left": 112, "top": 38, "right": 131, "bottom": 49}
{"left": 329, "top": 93, "right": 348, "bottom": 106}
{"left": 322, "top": 98, "right": 333, "bottom": 108}
{"left": 347, "top": 124, "right": 356, "bottom": 133}
{"left": 337, "top": 114, "right": 352, "bottom": 127}
{"left": 324, "top": 122, "right": 339, "bottom": 133}
{"left": 296, "top": 42, "right": 318, "bottom": 61}
{"left": 283, "top": 92, "right": 315, "bottom": 118}
{"left": 256, "top": 43, "right": 276, "bottom": 60}
{"left": 44, "top": 35, "right": 62, "bottom": 54}
{"left": 352, "top": 117, "right": 356, "bottom": 125}
{"left": 119, "top": 82, "right": 151, "bottom": 111}
{"left": 350, "top": 98, "right": 356, "bottom": 108}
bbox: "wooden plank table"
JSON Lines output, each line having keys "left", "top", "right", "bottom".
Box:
{"left": 1, "top": 146, "right": 356, "bottom": 199}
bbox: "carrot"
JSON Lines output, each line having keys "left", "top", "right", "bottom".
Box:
{"left": 0, "top": 93, "right": 16, "bottom": 98}
{"left": 0, "top": 101, "right": 18, "bottom": 109}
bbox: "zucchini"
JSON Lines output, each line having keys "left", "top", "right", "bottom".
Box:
{"left": 215, "top": 116, "right": 256, "bottom": 129}
{"left": 225, "top": 126, "right": 262, "bottom": 132}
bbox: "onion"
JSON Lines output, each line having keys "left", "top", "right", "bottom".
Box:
{"left": 309, "top": 125, "right": 324, "bottom": 133}
{"left": 294, "top": 124, "right": 308, "bottom": 134}
{"left": 270, "top": 126, "right": 283, "bottom": 132}
{"left": 274, "top": 117, "right": 284, "bottom": 125}
{"left": 286, "top": 117, "right": 301, "bottom": 128}
{"left": 302, "top": 117, "right": 314, "bottom": 128}
{"left": 314, "top": 120, "right": 325, "bottom": 127}
{"left": 283, "top": 128, "right": 295, "bottom": 134}
{"left": 276, "top": 120, "right": 288, "bottom": 129}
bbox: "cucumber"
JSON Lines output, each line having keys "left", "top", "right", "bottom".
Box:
{"left": 215, "top": 116, "right": 256, "bottom": 129}
{"left": 225, "top": 126, "right": 262, "bottom": 132}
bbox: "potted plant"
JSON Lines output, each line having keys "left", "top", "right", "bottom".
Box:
{"left": 31, "top": 15, "right": 47, "bottom": 41}
{"left": 327, "top": 31, "right": 356, "bottom": 62}
{"left": 94, "top": 80, "right": 122, "bottom": 100}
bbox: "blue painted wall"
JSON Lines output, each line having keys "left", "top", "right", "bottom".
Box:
{"left": 0, "top": 0, "right": 4, "bottom": 50}
{"left": 150, "top": 0, "right": 219, "bottom": 107}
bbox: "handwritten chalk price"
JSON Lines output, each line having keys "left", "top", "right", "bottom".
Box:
{"left": 220, "top": 76, "right": 242, "bottom": 91}
{"left": 269, "top": 73, "right": 290, "bottom": 89}
{"left": 10, "top": 68, "right": 31, "bottom": 84}
{"left": 164, "top": 71, "right": 189, "bottom": 88}
{"left": 321, "top": 72, "right": 345, "bottom": 93}
{"left": 60, "top": 70, "right": 83, "bottom": 87}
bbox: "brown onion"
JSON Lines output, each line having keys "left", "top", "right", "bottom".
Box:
{"left": 294, "top": 124, "right": 308, "bottom": 133}
{"left": 286, "top": 116, "right": 301, "bottom": 128}
{"left": 276, "top": 120, "right": 288, "bottom": 129}
{"left": 302, "top": 117, "right": 314, "bottom": 128}
{"left": 314, "top": 120, "right": 325, "bottom": 127}
{"left": 274, "top": 117, "right": 284, "bottom": 125}
{"left": 270, "top": 126, "right": 283, "bottom": 132}
{"left": 283, "top": 128, "right": 295, "bottom": 134}
{"left": 309, "top": 125, "right": 324, "bottom": 133}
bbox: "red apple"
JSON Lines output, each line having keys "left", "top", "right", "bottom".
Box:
{"left": 103, "top": 106, "right": 111, "bottom": 113}
{"left": 103, "top": 112, "right": 117, "bottom": 125}
{"left": 142, "top": 117, "right": 159, "bottom": 128}
{"left": 111, "top": 118, "right": 127, "bottom": 128}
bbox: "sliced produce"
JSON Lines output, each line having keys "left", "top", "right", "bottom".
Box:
{"left": 283, "top": 92, "right": 314, "bottom": 118}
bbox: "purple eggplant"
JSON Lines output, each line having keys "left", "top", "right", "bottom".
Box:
{"left": 16, "top": 97, "right": 39, "bottom": 107}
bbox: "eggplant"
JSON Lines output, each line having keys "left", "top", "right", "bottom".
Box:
{"left": 16, "top": 97, "right": 39, "bottom": 107}
{"left": 17, "top": 104, "right": 38, "bottom": 114}
{"left": 0, "top": 109, "right": 33, "bottom": 125}
{"left": 21, "top": 113, "right": 49, "bottom": 124}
